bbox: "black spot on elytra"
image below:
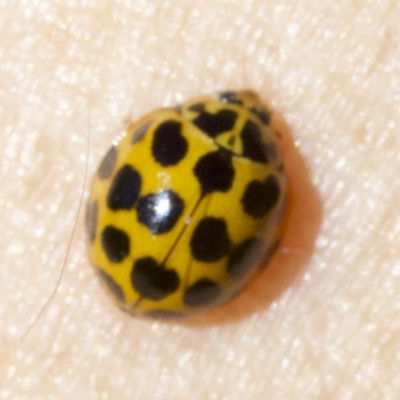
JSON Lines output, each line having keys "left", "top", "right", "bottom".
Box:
{"left": 107, "top": 165, "right": 142, "bottom": 211}
{"left": 85, "top": 201, "right": 98, "bottom": 242}
{"left": 152, "top": 120, "right": 188, "bottom": 166}
{"left": 193, "top": 109, "right": 237, "bottom": 138}
{"left": 190, "top": 217, "right": 231, "bottom": 262}
{"left": 131, "top": 257, "right": 180, "bottom": 300}
{"left": 137, "top": 189, "right": 184, "bottom": 234}
{"left": 96, "top": 268, "right": 125, "bottom": 303}
{"left": 249, "top": 107, "right": 271, "bottom": 125}
{"left": 183, "top": 278, "right": 221, "bottom": 307}
{"left": 193, "top": 149, "right": 235, "bottom": 196}
{"left": 264, "top": 143, "right": 280, "bottom": 163}
{"left": 240, "top": 120, "right": 269, "bottom": 164}
{"left": 98, "top": 146, "right": 118, "bottom": 180}
{"left": 241, "top": 175, "right": 281, "bottom": 219}
{"left": 227, "top": 237, "right": 264, "bottom": 280}
{"left": 101, "top": 225, "right": 130, "bottom": 263}
{"left": 132, "top": 120, "right": 152, "bottom": 144}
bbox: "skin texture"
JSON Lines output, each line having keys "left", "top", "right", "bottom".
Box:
{"left": 1, "top": 1, "right": 400, "bottom": 399}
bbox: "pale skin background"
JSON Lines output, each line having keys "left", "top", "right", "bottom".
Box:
{"left": 1, "top": 0, "right": 400, "bottom": 399}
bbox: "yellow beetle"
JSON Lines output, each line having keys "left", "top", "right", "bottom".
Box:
{"left": 86, "top": 90, "right": 287, "bottom": 319}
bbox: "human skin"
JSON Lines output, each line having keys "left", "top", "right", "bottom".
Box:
{"left": 1, "top": 1, "right": 400, "bottom": 399}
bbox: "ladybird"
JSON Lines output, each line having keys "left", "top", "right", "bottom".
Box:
{"left": 85, "top": 90, "right": 287, "bottom": 319}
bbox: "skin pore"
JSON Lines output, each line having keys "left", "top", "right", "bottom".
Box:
{"left": 1, "top": 1, "right": 400, "bottom": 398}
